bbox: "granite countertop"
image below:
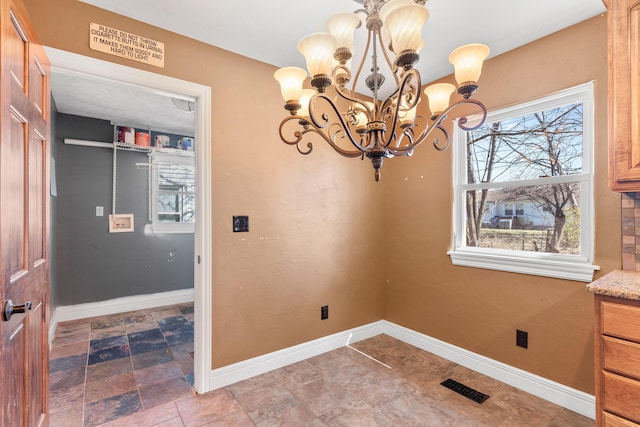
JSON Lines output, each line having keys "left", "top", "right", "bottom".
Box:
{"left": 587, "top": 269, "right": 640, "bottom": 300}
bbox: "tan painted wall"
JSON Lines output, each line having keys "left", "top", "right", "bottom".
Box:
{"left": 384, "top": 14, "right": 616, "bottom": 394}
{"left": 24, "top": 0, "right": 386, "bottom": 368}
{"left": 26, "top": 0, "right": 616, "bottom": 393}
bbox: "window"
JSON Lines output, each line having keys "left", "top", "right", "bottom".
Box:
{"left": 504, "top": 203, "right": 513, "bottom": 216}
{"left": 147, "top": 151, "right": 195, "bottom": 234}
{"left": 449, "top": 82, "right": 598, "bottom": 282}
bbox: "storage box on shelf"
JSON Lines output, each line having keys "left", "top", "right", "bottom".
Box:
{"left": 64, "top": 124, "right": 194, "bottom": 157}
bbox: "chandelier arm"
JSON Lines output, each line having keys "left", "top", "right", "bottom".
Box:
{"left": 308, "top": 93, "right": 375, "bottom": 153}
{"left": 279, "top": 115, "right": 365, "bottom": 158}
{"left": 333, "top": 85, "right": 374, "bottom": 115}
{"left": 387, "top": 124, "right": 425, "bottom": 156}
{"left": 403, "top": 68, "right": 422, "bottom": 111}
{"left": 387, "top": 120, "right": 443, "bottom": 156}
{"left": 456, "top": 99, "right": 489, "bottom": 131}
{"left": 387, "top": 129, "right": 415, "bottom": 155}
{"left": 432, "top": 123, "right": 451, "bottom": 151}
{"left": 389, "top": 98, "right": 488, "bottom": 156}
{"left": 348, "top": 24, "right": 373, "bottom": 100}
{"left": 376, "top": 28, "right": 400, "bottom": 87}
{"left": 278, "top": 116, "right": 314, "bottom": 155}
{"left": 380, "top": 68, "right": 421, "bottom": 149}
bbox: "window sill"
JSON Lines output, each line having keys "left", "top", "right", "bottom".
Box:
{"left": 448, "top": 249, "right": 599, "bottom": 282}
{"left": 144, "top": 223, "right": 194, "bottom": 235}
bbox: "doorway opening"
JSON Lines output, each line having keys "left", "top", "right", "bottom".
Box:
{"left": 46, "top": 47, "right": 212, "bottom": 393}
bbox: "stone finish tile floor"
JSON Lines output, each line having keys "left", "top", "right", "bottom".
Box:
{"left": 50, "top": 305, "right": 594, "bottom": 426}
{"left": 50, "top": 303, "right": 195, "bottom": 427}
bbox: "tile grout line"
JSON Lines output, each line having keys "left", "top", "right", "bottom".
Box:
{"left": 125, "top": 321, "right": 147, "bottom": 415}
{"left": 82, "top": 336, "right": 90, "bottom": 427}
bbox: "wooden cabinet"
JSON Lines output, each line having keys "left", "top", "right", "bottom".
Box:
{"left": 608, "top": 0, "right": 640, "bottom": 191}
{"left": 595, "top": 295, "right": 640, "bottom": 425}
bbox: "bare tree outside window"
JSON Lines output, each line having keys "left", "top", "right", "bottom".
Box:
{"left": 464, "top": 103, "right": 583, "bottom": 254}
{"left": 450, "top": 83, "right": 595, "bottom": 281}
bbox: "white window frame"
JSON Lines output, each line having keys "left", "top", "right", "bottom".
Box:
{"left": 146, "top": 151, "right": 195, "bottom": 235}
{"left": 449, "top": 82, "right": 599, "bottom": 282}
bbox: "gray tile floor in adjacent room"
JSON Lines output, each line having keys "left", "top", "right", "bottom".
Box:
{"left": 49, "top": 303, "right": 594, "bottom": 426}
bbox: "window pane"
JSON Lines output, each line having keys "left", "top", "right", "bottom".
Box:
{"left": 159, "top": 163, "right": 195, "bottom": 191}
{"left": 153, "top": 155, "right": 195, "bottom": 227}
{"left": 465, "top": 182, "right": 581, "bottom": 255}
{"left": 157, "top": 192, "right": 195, "bottom": 223}
{"left": 466, "top": 103, "right": 583, "bottom": 184}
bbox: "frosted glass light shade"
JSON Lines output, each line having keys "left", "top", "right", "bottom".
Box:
{"left": 400, "top": 99, "right": 420, "bottom": 125}
{"left": 274, "top": 67, "right": 307, "bottom": 102}
{"left": 384, "top": 5, "right": 429, "bottom": 54}
{"left": 448, "top": 43, "right": 490, "bottom": 84}
{"left": 326, "top": 12, "right": 361, "bottom": 50}
{"left": 298, "top": 89, "right": 315, "bottom": 117}
{"left": 424, "top": 83, "right": 455, "bottom": 115}
{"left": 379, "top": 0, "right": 415, "bottom": 24}
{"left": 298, "top": 32, "right": 337, "bottom": 76}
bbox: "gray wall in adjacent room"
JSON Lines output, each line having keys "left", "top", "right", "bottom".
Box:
{"left": 54, "top": 113, "right": 194, "bottom": 306}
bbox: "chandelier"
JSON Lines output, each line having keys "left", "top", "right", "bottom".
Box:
{"left": 274, "top": 0, "right": 490, "bottom": 181}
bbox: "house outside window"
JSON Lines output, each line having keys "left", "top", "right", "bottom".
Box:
{"left": 449, "top": 82, "right": 598, "bottom": 282}
{"left": 147, "top": 151, "right": 195, "bottom": 234}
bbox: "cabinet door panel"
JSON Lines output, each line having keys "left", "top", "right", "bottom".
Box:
{"left": 602, "top": 301, "right": 640, "bottom": 342}
{"left": 603, "top": 372, "right": 640, "bottom": 423}
{"left": 604, "top": 411, "right": 640, "bottom": 427}
{"left": 609, "top": 1, "right": 640, "bottom": 190}
{"left": 603, "top": 336, "right": 640, "bottom": 380}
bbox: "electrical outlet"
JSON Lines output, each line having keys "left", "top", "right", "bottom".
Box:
{"left": 96, "top": 206, "right": 104, "bottom": 217}
{"left": 321, "top": 305, "right": 328, "bottom": 320}
{"left": 516, "top": 329, "right": 528, "bottom": 349}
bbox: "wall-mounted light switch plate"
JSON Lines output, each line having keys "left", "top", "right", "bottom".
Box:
{"left": 96, "top": 206, "right": 104, "bottom": 216}
{"left": 233, "top": 216, "right": 249, "bottom": 232}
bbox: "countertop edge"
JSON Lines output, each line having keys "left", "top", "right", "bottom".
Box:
{"left": 586, "top": 269, "right": 640, "bottom": 301}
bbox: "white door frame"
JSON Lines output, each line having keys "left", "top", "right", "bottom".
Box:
{"left": 45, "top": 47, "right": 213, "bottom": 393}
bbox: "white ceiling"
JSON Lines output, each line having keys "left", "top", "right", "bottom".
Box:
{"left": 51, "top": 0, "right": 606, "bottom": 135}
{"left": 50, "top": 70, "right": 196, "bottom": 136}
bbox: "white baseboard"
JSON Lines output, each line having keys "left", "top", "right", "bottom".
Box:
{"left": 49, "top": 288, "right": 195, "bottom": 344}
{"left": 49, "top": 295, "right": 595, "bottom": 419}
{"left": 209, "top": 321, "right": 385, "bottom": 389}
{"left": 381, "top": 320, "right": 595, "bottom": 419}
{"left": 207, "top": 320, "right": 595, "bottom": 420}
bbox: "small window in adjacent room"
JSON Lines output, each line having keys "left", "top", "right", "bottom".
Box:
{"left": 147, "top": 151, "right": 195, "bottom": 234}
{"left": 449, "top": 82, "right": 599, "bottom": 282}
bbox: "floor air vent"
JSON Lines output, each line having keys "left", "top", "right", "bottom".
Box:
{"left": 440, "top": 378, "right": 490, "bottom": 404}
